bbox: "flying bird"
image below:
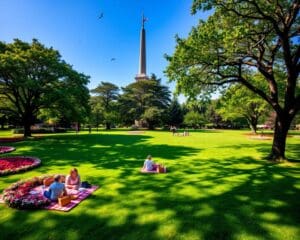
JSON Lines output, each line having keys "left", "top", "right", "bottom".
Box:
{"left": 110, "top": 58, "right": 116, "bottom": 61}
{"left": 98, "top": 12, "right": 104, "bottom": 19}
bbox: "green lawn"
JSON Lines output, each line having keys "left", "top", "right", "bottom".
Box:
{"left": 0, "top": 130, "right": 299, "bottom": 240}
{"left": 0, "top": 129, "right": 18, "bottom": 136}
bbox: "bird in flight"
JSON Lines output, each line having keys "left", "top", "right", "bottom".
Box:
{"left": 111, "top": 58, "right": 116, "bottom": 61}
{"left": 98, "top": 13, "right": 104, "bottom": 19}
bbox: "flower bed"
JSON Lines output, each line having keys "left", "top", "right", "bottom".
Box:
{"left": 0, "top": 156, "right": 41, "bottom": 176}
{"left": 0, "top": 146, "right": 16, "bottom": 154}
{"left": 2, "top": 175, "right": 53, "bottom": 209}
{"left": 0, "top": 137, "right": 24, "bottom": 143}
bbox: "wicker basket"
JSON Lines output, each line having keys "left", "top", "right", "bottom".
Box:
{"left": 58, "top": 195, "right": 71, "bottom": 206}
{"left": 157, "top": 165, "right": 165, "bottom": 173}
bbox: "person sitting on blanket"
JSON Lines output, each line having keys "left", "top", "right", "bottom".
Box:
{"left": 44, "top": 174, "right": 67, "bottom": 201}
{"left": 143, "top": 155, "right": 159, "bottom": 171}
{"left": 65, "top": 168, "right": 81, "bottom": 190}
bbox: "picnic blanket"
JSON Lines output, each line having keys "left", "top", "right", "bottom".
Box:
{"left": 42, "top": 185, "right": 98, "bottom": 212}
{"left": 140, "top": 168, "right": 167, "bottom": 174}
{"left": 0, "top": 185, "right": 98, "bottom": 212}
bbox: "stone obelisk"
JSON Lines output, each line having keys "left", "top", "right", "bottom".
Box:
{"left": 135, "top": 14, "right": 149, "bottom": 81}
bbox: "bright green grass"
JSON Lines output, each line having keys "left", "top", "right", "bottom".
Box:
{"left": 0, "top": 129, "right": 17, "bottom": 136}
{"left": 0, "top": 130, "right": 299, "bottom": 240}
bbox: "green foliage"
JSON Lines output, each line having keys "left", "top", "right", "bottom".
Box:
{"left": 89, "top": 96, "right": 104, "bottom": 129}
{"left": 91, "top": 82, "right": 119, "bottom": 111}
{"left": 167, "top": 97, "right": 184, "bottom": 126}
{"left": 142, "top": 107, "right": 164, "bottom": 129}
{"left": 0, "top": 39, "right": 90, "bottom": 135}
{"left": 90, "top": 82, "right": 119, "bottom": 129}
{"left": 184, "top": 111, "right": 205, "bottom": 128}
{"left": 166, "top": 0, "right": 300, "bottom": 159}
{"left": 119, "top": 74, "right": 171, "bottom": 128}
{"left": 218, "top": 83, "right": 270, "bottom": 132}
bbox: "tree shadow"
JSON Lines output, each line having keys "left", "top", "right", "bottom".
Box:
{"left": 215, "top": 141, "right": 300, "bottom": 161}
{"left": 0, "top": 133, "right": 299, "bottom": 239}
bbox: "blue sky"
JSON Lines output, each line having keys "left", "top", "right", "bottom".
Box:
{"left": 0, "top": 0, "right": 210, "bottom": 93}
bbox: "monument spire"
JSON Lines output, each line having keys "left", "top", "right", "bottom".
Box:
{"left": 135, "top": 14, "right": 149, "bottom": 81}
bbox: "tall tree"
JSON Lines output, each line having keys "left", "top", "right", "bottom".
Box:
{"left": 119, "top": 74, "right": 171, "bottom": 128}
{"left": 91, "top": 82, "right": 119, "bottom": 130}
{"left": 184, "top": 111, "right": 205, "bottom": 128}
{"left": 0, "top": 39, "right": 90, "bottom": 136}
{"left": 168, "top": 97, "right": 184, "bottom": 126}
{"left": 142, "top": 107, "right": 164, "bottom": 130}
{"left": 205, "top": 100, "right": 224, "bottom": 128}
{"left": 166, "top": 1, "right": 300, "bottom": 161}
{"left": 218, "top": 84, "right": 270, "bottom": 133}
{"left": 89, "top": 96, "right": 104, "bottom": 131}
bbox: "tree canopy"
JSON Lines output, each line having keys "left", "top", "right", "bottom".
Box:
{"left": 217, "top": 74, "right": 270, "bottom": 133}
{"left": 167, "top": 97, "right": 184, "bottom": 126}
{"left": 166, "top": 0, "right": 300, "bottom": 160}
{"left": 119, "top": 74, "right": 171, "bottom": 128}
{"left": 0, "top": 39, "right": 90, "bottom": 136}
{"left": 91, "top": 82, "right": 120, "bottom": 129}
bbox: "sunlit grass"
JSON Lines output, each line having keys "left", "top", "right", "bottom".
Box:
{"left": 0, "top": 129, "right": 15, "bottom": 136}
{"left": 0, "top": 129, "right": 299, "bottom": 240}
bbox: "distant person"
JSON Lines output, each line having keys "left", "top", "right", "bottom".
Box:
{"left": 65, "top": 168, "right": 81, "bottom": 190}
{"left": 183, "top": 128, "right": 189, "bottom": 136}
{"left": 143, "top": 155, "right": 158, "bottom": 171}
{"left": 44, "top": 175, "right": 67, "bottom": 201}
{"left": 170, "top": 126, "right": 177, "bottom": 136}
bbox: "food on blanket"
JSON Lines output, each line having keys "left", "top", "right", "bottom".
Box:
{"left": 58, "top": 195, "right": 71, "bottom": 206}
{"left": 141, "top": 165, "right": 167, "bottom": 173}
{"left": 70, "top": 194, "right": 78, "bottom": 200}
{"left": 157, "top": 165, "right": 166, "bottom": 173}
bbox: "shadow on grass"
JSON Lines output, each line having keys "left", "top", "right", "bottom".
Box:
{"left": 1, "top": 133, "right": 299, "bottom": 239}
{"left": 215, "top": 140, "right": 300, "bottom": 162}
{"left": 6, "top": 134, "right": 200, "bottom": 176}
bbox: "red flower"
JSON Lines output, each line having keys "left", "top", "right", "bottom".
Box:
{"left": 0, "top": 156, "right": 41, "bottom": 176}
{"left": 0, "top": 146, "right": 15, "bottom": 154}
{"left": 0, "top": 158, "right": 35, "bottom": 170}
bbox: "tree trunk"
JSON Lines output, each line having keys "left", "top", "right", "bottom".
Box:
{"left": 268, "top": 113, "right": 292, "bottom": 161}
{"left": 246, "top": 116, "right": 258, "bottom": 134}
{"left": 249, "top": 122, "right": 257, "bottom": 134}
{"left": 249, "top": 124, "right": 257, "bottom": 133}
{"left": 22, "top": 112, "right": 33, "bottom": 137}
{"left": 148, "top": 123, "right": 155, "bottom": 130}
{"left": 23, "top": 121, "right": 31, "bottom": 137}
{"left": 105, "top": 122, "right": 111, "bottom": 130}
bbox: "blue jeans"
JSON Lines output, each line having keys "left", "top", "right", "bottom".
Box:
{"left": 44, "top": 190, "right": 51, "bottom": 199}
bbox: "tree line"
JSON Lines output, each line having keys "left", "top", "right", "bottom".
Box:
{"left": 1, "top": 0, "right": 300, "bottom": 165}
{"left": 1, "top": 39, "right": 285, "bottom": 135}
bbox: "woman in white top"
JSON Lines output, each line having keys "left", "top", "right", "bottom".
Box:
{"left": 143, "top": 155, "right": 158, "bottom": 171}
{"left": 65, "top": 168, "right": 81, "bottom": 190}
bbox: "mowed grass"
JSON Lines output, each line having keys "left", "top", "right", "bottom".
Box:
{"left": 0, "top": 129, "right": 299, "bottom": 240}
